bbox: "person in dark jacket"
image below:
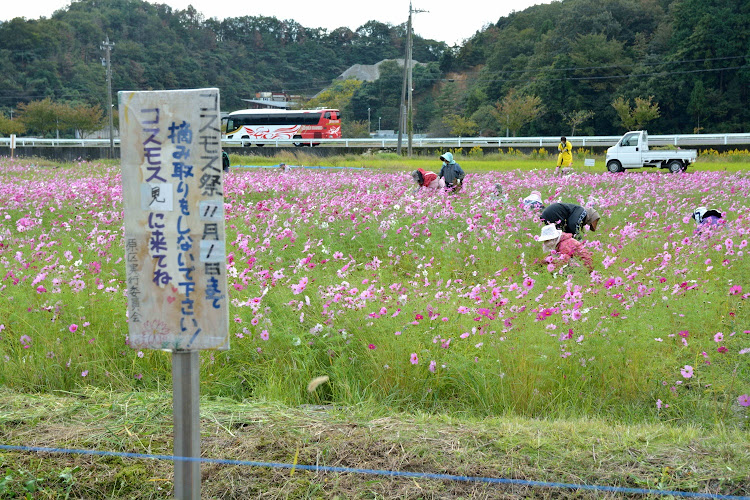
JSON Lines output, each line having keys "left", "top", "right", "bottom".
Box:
{"left": 438, "top": 152, "right": 466, "bottom": 192}
{"left": 540, "top": 202, "right": 600, "bottom": 240}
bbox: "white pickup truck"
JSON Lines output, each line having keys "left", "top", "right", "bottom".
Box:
{"left": 605, "top": 131, "right": 697, "bottom": 173}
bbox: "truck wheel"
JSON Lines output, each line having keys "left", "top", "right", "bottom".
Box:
{"left": 606, "top": 160, "right": 623, "bottom": 173}
{"left": 667, "top": 160, "right": 683, "bottom": 173}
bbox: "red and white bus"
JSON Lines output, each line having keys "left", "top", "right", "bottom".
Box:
{"left": 222, "top": 108, "right": 341, "bottom": 146}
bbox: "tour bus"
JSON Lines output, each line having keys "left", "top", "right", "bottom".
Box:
{"left": 222, "top": 108, "right": 341, "bottom": 146}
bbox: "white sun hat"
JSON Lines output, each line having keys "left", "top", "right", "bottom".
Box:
{"left": 692, "top": 206, "right": 707, "bottom": 223}
{"left": 539, "top": 223, "right": 562, "bottom": 241}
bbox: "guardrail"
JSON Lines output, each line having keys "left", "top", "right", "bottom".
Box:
{"left": 1, "top": 133, "right": 749, "bottom": 149}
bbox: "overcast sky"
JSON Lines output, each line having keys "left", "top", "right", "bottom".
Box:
{"left": 1, "top": 0, "right": 552, "bottom": 46}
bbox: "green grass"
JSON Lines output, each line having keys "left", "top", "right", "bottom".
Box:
{"left": 227, "top": 147, "right": 750, "bottom": 173}
{"left": 0, "top": 151, "right": 749, "bottom": 497}
{"left": 0, "top": 387, "right": 747, "bottom": 498}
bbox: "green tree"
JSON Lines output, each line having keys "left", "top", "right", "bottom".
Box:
{"left": 0, "top": 114, "right": 26, "bottom": 136}
{"left": 442, "top": 114, "right": 478, "bottom": 137}
{"left": 495, "top": 89, "right": 543, "bottom": 136}
{"left": 302, "top": 78, "right": 363, "bottom": 113}
{"left": 16, "top": 98, "right": 65, "bottom": 137}
{"left": 687, "top": 81, "right": 707, "bottom": 133}
{"left": 469, "top": 105, "right": 499, "bottom": 136}
{"left": 343, "top": 119, "right": 370, "bottom": 138}
{"left": 611, "top": 96, "right": 660, "bottom": 131}
{"left": 63, "top": 102, "right": 105, "bottom": 138}
{"left": 562, "top": 110, "right": 594, "bottom": 136}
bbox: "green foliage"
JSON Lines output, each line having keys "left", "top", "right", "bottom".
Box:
{"left": 16, "top": 98, "right": 61, "bottom": 137}
{"left": 15, "top": 98, "right": 104, "bottom": 138}
{"left": 562, "top": 110, "right": 594, "bottom": 136}
{"left": 611, "top": 96, "right": 661, "bottom": 131}
{"left": 301, "top": 78, "right": 363, "bottom": 115}
{"left": 0, "top": 114, "right": 25, "bottom": 136}
{"left": 343, "top": 119, "right": 370, "bottom": 138}
{"left": 0, "top": 0, "right": 748, "bottom": 139}
{"left": 441, "top": 114, "right": 478, "bottom": 137}
{"left": 495, "top": 89, "right": 543, "bottom": 136}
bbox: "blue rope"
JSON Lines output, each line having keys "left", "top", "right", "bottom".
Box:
{"left": 0, "top": 444, "right": 746, "bottom": 499}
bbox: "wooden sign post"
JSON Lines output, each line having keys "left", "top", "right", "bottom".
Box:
{"left": 118, "top": 88, "right": 229, "bottom": 499}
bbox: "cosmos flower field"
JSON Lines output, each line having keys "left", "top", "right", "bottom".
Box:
{"left": 0, "top": 158, "right": 748, "bottom": 427}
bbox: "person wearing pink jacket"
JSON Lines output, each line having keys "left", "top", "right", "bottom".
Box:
{"left": 538, "top": 224, "right": 594, "bottom": 273}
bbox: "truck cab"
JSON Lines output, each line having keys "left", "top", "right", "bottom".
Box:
{"left": 611, "top": 131, "right": 646, "bottom": 169}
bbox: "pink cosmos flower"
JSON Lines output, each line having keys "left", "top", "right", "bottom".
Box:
{"left": 260, "top": 330, "right": 269, "bottom": 341}
{"left": 368, "top": 343, "right": 376, "bottom": 350}
{"left": 523, "top": 278, "right": 535, "bottom": 290}
{"left": 680, "top": 365, "right": 694, "bottom": 379}
{"left": 410, "top": 353, "right": 419, "bottom": 365}
{"left": 291, "top": 277, "right": 309, "bottom": 295}
{"left": 429, "top": 360, "right": 436, "bottom": 373}
{"left": 738, "top": 394, "right": 750, "bottom": 407}
{"left": 81, "top": 370, "right": 88, "bottom": 377}
{"left": 729, "top": 285, "right": 742, "bottom": 296}
{"left": 69, "top": 324, "right": 78, "bottom": 333}
{"left": 713, "top": 332, "right": 724, "bottom": 343}
{"left": 717, "top": 346, "right": 728, "bottom": 353}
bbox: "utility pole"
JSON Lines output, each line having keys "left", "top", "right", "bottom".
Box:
{"left": 100, "top": 36, "right": 115, "bottom": 159}
{"left": 397, "top": 2, "right": 426, "bottom": 157}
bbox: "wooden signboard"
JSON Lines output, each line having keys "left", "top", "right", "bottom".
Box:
{"left": 119, "top": 88, "right": 229, "bottom": 351}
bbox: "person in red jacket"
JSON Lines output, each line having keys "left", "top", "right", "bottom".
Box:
{"left": 411, "top": 168, "right": 444, "bottom": 192}
{"left": 538, "top": 223, "right": 594, "bottom": 273}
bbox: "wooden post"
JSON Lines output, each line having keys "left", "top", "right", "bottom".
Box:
{"left": 173, "top": 350, "right": 201, "bottom": 499}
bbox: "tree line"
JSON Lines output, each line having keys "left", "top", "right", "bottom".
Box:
{"left": 0, "top": 0, "right": 747, "bottom": 138}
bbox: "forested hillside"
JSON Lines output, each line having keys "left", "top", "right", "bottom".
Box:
{"left": 0, "top": 0, "right": 747, "bottom": 137}
{"left": 0, "top": 0, "right": 445, "bottom": 121}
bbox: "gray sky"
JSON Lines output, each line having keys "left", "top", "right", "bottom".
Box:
{"left": 1, "top": 0, "right": 552, "bottom": 46}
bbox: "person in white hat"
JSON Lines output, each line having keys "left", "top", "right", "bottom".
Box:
{"left": 691, "top": 206, "right": 723, "bottom": 234}
{"left": 523, "top": 190, "right": 545, "bottom": 211}
{"left": 539, "top": 223, "right": 594, "bottom": 273}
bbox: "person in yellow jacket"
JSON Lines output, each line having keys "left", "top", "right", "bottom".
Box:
{"left": 555, "top": 136, "right": 573, "bottom": 176}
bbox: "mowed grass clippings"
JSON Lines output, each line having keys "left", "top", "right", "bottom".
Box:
{"left": 0, "top": 388, "right": 747, "bottom": 499}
